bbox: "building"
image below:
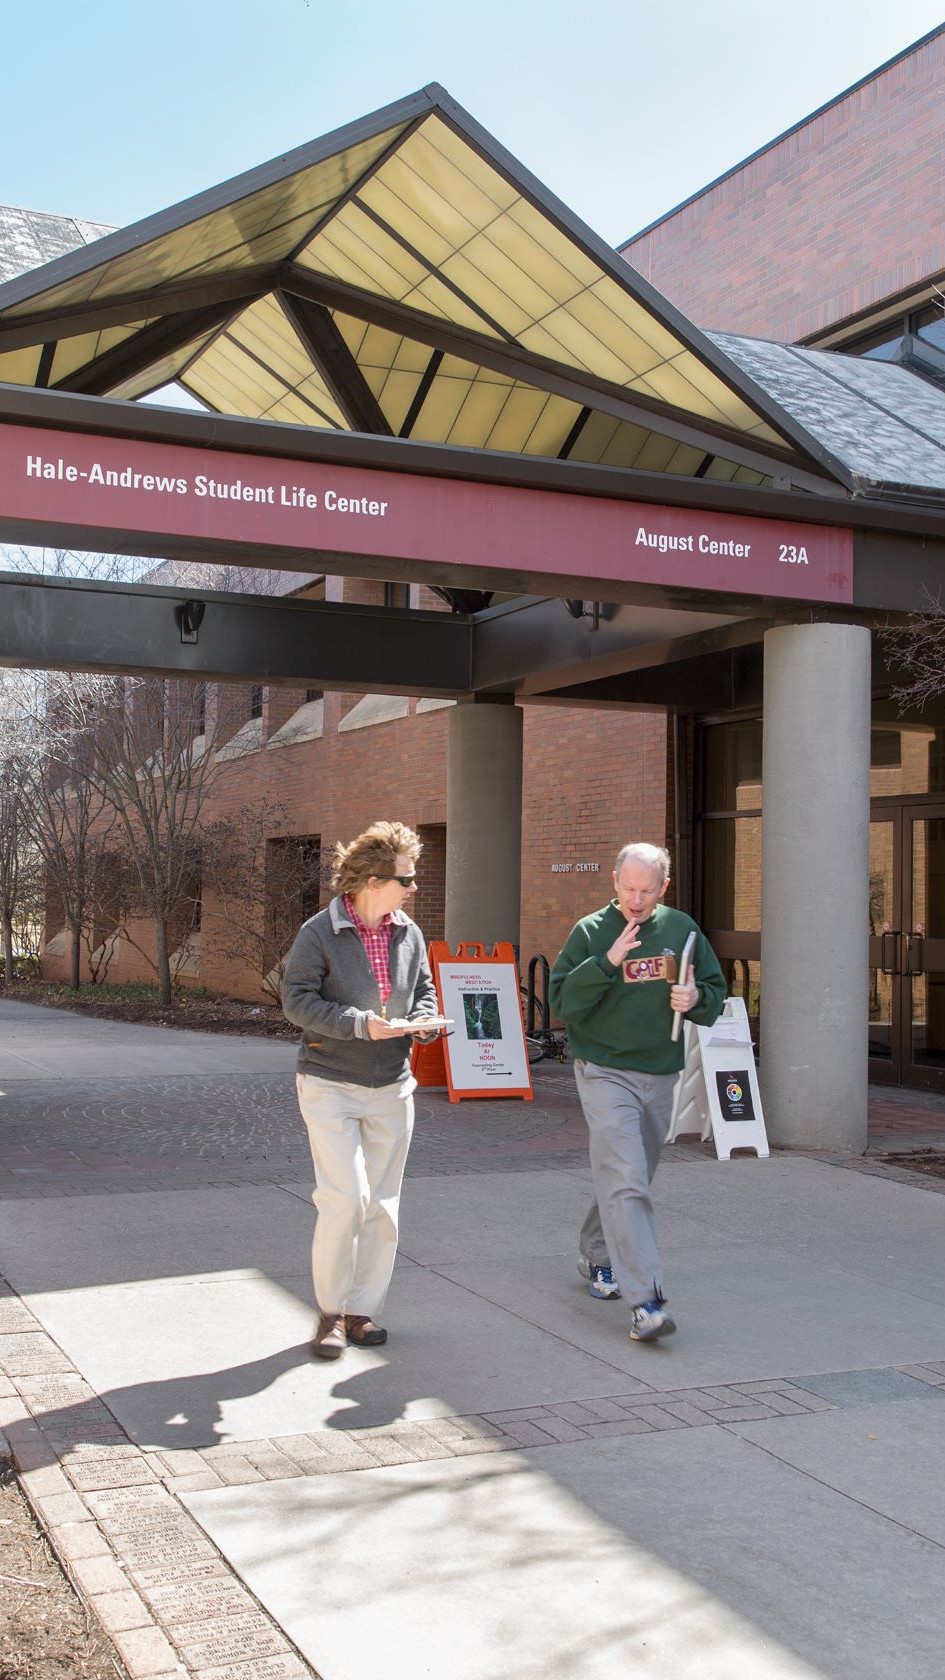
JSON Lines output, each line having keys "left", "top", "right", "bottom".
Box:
{"left": 2, "top": 50, "right": 945, "bottom": 1149}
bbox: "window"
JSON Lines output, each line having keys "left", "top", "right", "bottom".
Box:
{"left": 250, "top": 685, "right": 263, "bottom": 720}
{"left": 305, "top": 688, "right": 323, "bottom": 704}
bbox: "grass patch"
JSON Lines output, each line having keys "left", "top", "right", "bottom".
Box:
{"left": 10, "top": 979, "right": 215, "bottom": 1003}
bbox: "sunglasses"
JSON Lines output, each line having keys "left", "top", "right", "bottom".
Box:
{"left": 379, "top": 873, "right": 417, "bottom": 888}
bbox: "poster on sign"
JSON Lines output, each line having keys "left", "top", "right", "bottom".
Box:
{"left": 435, "top": 955, "right": 532, "bottom": 1098}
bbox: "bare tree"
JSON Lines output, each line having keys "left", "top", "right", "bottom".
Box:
{"left": 20, "top": 695, "right": 127, "bottom": 991}
{"left": 0, "top": 689, "right": 43, "bottom": 982}
{"left": 1, "top": 544, "right": 153, "bottom": 584}
{"left": 882, "top": 592, "right": 945, "bottom": 712}
{"left": 200, "top": 806, "right": 324, "bottom": 1001}
{"left": 44, "top": 673, "right": 245, "bottom": 1004}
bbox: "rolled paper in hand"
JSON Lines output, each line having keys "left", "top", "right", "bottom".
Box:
{"left": 671, "top": 931, "right": 697, "bottom": 1042}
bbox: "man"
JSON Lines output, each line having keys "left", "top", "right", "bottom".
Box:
{"left": 549, "top": 843, "right": 725, "bottom": 1342}
{"left": 282, "top": 820, "right": 445, "bottom": 1360}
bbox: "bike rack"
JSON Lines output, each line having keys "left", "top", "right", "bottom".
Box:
{"left": 524, "top": 952, "right": 551, "bottom": 1035}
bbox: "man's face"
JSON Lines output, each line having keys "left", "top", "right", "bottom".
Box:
{"left": 613, "top": 859, "right": 669, "bottom": 926}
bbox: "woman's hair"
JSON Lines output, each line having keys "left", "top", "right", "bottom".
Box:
{"left": 331, "top": 820, "right": 422, "bottom": 896}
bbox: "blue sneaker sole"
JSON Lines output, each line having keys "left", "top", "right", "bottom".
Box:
{"left": 589, "top": 1284, "right": 621, "bottom": 1300}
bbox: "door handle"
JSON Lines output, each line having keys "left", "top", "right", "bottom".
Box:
{"left": 880, "top": 931, "right": 900, "bottom": 975}
{"left": 904, "top": 933, "right": 924, "bottom": 977}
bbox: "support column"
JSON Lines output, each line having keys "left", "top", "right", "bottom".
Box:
{"left": 445, "top": 699, "right": 523, "bottom": 951}
{"left": 761, "top": 623, "right": 871, "bottom": 1152}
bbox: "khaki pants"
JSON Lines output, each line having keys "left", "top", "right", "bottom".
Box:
{"left": 296, "top": 1070, "right": 416, "bottom": 1320}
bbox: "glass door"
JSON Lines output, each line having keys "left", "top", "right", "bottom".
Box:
{"left": 901, "top": 809, "right": 945, "bottom": 1088}
{"left": 868, "top": 814, "right": 898, "bottom": 1081}
{"left": 869, "top": 803, "right": 945, "bottom": 1090}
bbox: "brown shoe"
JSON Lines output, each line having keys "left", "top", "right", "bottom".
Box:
{"left": 312, "top": 1312, "right": 347, "bottom": 1360}
{"left": 344, "top": 1314, "right": 388, "bottom": 1347}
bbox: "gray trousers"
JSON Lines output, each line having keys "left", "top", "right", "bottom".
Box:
{"left": 574, "top": 1061, "right": 677, "bottom": 1309}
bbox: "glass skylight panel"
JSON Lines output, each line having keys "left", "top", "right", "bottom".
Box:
{"left": 405, "top": 119, "right": 519, "bottom": 219}
{"left": 108, "top": 334, "right": 219, "bottom": 399}
{"left": 567, "top": 410, "right": 623, "bottom": 462}
{"left": 357, "top": 169, "right": 459, "bottom": 268}
{"left": 631, "top": 432, "right": 687, "bottom": 472}
{"left": 376, "top": 368, "right": 424, "bottom": 432}
{"left": 445, "top": 377, "right": 515, "bottom": 447}
{"left": 0, "top": 345, "right": 42, "bottom": 384}
{"left": 503, "top": 196, "right": 603, "bottom": 292}
{"left": 408, "top": 369, "right": 473, "bottom": 441}
{"left": 49, "top": 320, "right": 154, "bottom": 384}
{"left": 0, "top": 126, "right": 409, "bottom": 322}
{"left": 483, "top": 385, "right": 557, "bottom": 452}
{"left": 518, "top": 392, "right": 582, "bottom": 457}
{"left": 600, "top": 423, "right": 657, "bottom": 469}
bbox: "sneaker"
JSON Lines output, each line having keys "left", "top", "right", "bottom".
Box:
{"left": 629, "top": 1301, "right": 676, "bottom": 1342}
{"left": 588, "top": 1264, "right": 621, "bottom": 1300}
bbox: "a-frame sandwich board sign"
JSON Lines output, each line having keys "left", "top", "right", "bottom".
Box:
{"left": 669, "top": 996, "right": 769, "bottom": 1160}
{"left": 411, "top": 941, "right": 533, "bottom": 1102}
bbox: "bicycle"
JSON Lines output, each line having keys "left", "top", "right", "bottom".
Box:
{"left": 520, "top": 963, "right": 569, "bottom": 1064}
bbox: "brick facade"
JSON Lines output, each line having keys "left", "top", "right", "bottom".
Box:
{"left": 621, "top": 29, "right": 945, "bottom": 343}
{"left": 41, "top": 578, "right": 673, "bottom": 999}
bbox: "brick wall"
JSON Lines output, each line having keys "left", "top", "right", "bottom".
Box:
{"left": 518, "top": 706, "right": 669, "bottom": 969}
{"left": 621, "top": 30, "right": 945, "bottom": 341}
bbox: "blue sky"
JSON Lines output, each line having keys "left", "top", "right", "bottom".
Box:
{"left": 3, "top": 1, "right": 945, "bottom": 246}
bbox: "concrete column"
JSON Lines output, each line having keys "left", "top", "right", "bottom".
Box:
{"left": 761, "top": 622, "right": 871, "bottom": 1151}
{"left": 445, "top": 701, "right": 523, "bottom": 951}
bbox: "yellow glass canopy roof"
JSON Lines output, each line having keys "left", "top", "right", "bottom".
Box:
{"left": 0, "top": 86, "right": 839, "bottom": 488}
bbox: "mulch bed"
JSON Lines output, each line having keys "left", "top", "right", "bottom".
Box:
{"left": 872, "top": 1150, "right": 945, "bottom": 1179}
{"left": 0, "top": 1463, "right": 118, "bottom": 1680}
{"left": 2, "top": 983, "right": 297, "bottom": 1039}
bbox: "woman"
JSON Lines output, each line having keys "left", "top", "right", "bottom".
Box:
{"left": 282, "top": 820, "right": 442, "bottom": 1359}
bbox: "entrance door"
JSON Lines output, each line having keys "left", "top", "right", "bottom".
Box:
{"left": 869, "top": 803, "right": 945, "bottom": 1089}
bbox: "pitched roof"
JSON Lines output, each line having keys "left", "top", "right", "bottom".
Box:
{"left": 711, "top": 331, "right": 945, "bottom": 495}
{"left": 0, "top": 205, "right": 112, "bottom": 287}
{"left": 0, "top": 87, "right": 841, "bottom": 492}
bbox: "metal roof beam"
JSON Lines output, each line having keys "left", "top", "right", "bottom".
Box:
{"left": 278, "top": 265, "right": 840, "bottom": 490}
{"left": 54, "top": 301, "right": 244, "bottom": 397}
{"left": 277, "top": 291, "right": 392, "bottom": 435}
{"left": 0, "top": 571, "right": 471, "bottom": 695}
{"left": 0, "top": 267, "right": 280, "bottom": 354}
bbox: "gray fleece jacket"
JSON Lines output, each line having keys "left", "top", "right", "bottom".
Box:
{"left": 281, "top": 896, "right": 438, "bottom": 1087}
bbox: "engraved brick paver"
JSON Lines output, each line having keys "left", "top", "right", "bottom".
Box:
{"left": 174, "top": 1624, "right": 291, "bottom": 1670}
{"left": 141, "top": 1576, "right": 256, "bottom": 1626}
{"left": 131, "top": 1558, "right": 233, "bottom": 1595}
{"left": 192, "top": 1657, "right": 311, "bottom": 1680}
{"left": 68, "top": 1457, "right": 160, "bottom": 1491}
{"left": 84, "top": 1484, "right": 180, "bottom": 1523}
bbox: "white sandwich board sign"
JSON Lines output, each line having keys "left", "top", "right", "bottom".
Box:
{"left": 669, "top": 995, "right": 769, "bottom": 1160}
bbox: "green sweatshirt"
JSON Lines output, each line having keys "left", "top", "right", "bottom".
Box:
{"left": 549, "top": 900, "right": 726, "bottom": 1075}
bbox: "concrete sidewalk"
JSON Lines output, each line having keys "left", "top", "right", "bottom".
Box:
{"left": 1, "top": 996, "right": 945, "bottom": 1679}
